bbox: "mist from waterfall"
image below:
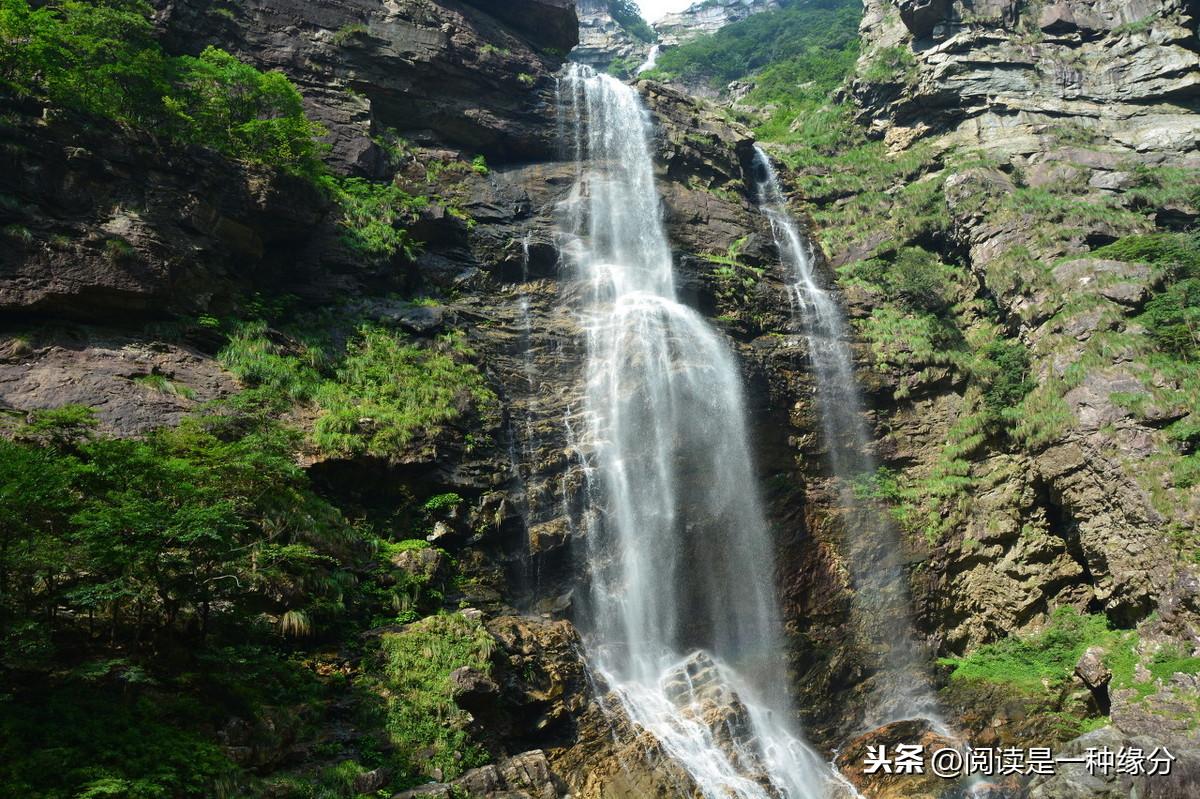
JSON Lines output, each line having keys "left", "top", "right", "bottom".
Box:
{"left": 751, "top": 146, "right": 941, "bottom": 730}
{"left": 555, "top": 64, "right": 839, "bottom": 799}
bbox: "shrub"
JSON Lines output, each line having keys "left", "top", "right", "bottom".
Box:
{"left": 0, "top": 1, "right": 326, "bottom": 174}
{"left": 312, "top": 327, "right": 496, "bottom": 458}
{"left": 380, "top": 613, "right": 495, "bottom": 781}
{"left": 321, "top": 176, "right": 425, "bottom": 261}
{"left": 939, "top": 608, "right": 1137, "bottom": 692}
{"left": 979, "top": 339, "right": 1035, "bottom": 419}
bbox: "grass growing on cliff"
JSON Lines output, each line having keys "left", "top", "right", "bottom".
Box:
{"left": 378, "top": 613, "right": 495, "bottom": 782}
{"left": 220, "top": 320, "right": 496, "bottom": 460}
{"left": 939, "top": 608, "right": 1137, "bottom": 691}
{"left": 313, "top": 328, "right": 496, "bottom": 458}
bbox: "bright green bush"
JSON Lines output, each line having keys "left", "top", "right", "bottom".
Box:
{"left": 220, "top": 322, "right": 496, "bottom": 460}
{"left": 0, "top": 0, "right": 325, "bottom": 173}
{"left": 321, "top": 176, "right": 426, "bottom": 260}
{"left": 163, "top": 45, "right": 325, "bottom": 171}
{"left": 380, "top": 612, "right": 495, "bottom": 781}
{"left": 939, "top": 608, "right": 1137, "bottom": 691}
{"left": 313, "top": 327, "right": 496, "bottom": 458}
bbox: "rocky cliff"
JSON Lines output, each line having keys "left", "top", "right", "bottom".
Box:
{"left": 759, "top": 0, "right": 1200, "bottom": 790}
{"left": 656, "top": 0, "right": 782, "bottom": 46}
{"left": 3, "top": 0, "right": 1199, "bottom": 796}
{"left": 572, "top": 0, "right": 653, "bottom": 73}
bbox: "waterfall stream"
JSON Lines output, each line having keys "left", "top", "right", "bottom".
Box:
{"left": 556, "top": 64, "right": 839, "bottom": 799}
{"left": 751, "top": 147, "right": 941, "bottom": 730}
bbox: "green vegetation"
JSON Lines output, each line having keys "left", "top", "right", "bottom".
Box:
{"left": 133, "top": 372, "right": 197, "bottom": 399}
{"left": 941, "top": 607, "right": 1200, "bottom": 728}
{"left": 1095, "top": 233, "right": 1200, "bottom": 361}
{"left": 321, "top": 177, "right": 425, "bottom": 260}
{"left": 220, "top": 319, "right": 496, "bottom": 460}
{"left": 607, "top": 0, "right": 654, "bottom": 43}
{"left": 377, "top": 613, "right": 495, "bottom": 780}
{"left": 0, "top": 393, "right": 496, "bottom": 796}
{"left": 940, "top": 608, "right": 1137, "bottom": 691}
{"left": 0, "top": 405, "right": 353, "bottom": 659}
{"left": 313, "top": 328, "right": 496, "bottom": 458}
{"left": 0, "top": 0, "right": 437, "bottom": 263}
{"left": 645, "top": 0, "right": 859, "bottom": 92}
{"left": 330, "top": 23, "right": 367, "bottom": 46}
{"left": 860, "top": 44, "right": 917, "bottom": 86}
{"left": 0, "top": 0, "right": 325, "bottom": 174}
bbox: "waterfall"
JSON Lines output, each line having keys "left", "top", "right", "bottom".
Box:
{"left": 636, "top": 44, "right": 661, "bottom": 74}
{"left": 751, "top": 146, "right": 941, "bottom": 730}
{"left": 556, "top": 64, "right": 838, "bottom": 799}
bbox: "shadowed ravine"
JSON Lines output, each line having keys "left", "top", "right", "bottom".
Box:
{"left": 555, "top": 65, "right": 843, "bottom": 799}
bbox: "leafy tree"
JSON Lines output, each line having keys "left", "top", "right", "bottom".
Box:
{"left": 608, "top": 0, "right": 654, "bottom": 43}
{"left": 164, "top": 45, "right": 325, "bottom": 172}
{"left": 0, "top": 406, "right": 354, "bottom": 662}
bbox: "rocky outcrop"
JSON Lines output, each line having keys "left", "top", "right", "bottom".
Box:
{"left": 150, "top": 0, "right": 576, "bottom": 171}
{"left": 0, "top": 330, "right": 237, "bottom": 436}
{"left": 655, "top": 0, "right": 781, "bottom": 47}
{"left": 853, "top": 0, "right": 1200, "bottom": 156}
{"left": 572, "top": 0, "right": 652, "bottom": 73}
{"left": 0, "top": 108, "right": 325, "bottom": 321}
{"left": 789, "top": 0, "right": 1200, "bottom": 774}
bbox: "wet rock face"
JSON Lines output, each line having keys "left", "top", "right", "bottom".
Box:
{"left": 835, "top": 718, "right": 967, "bottom": 799}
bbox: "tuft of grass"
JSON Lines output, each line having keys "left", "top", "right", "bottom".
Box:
{"left": 939, "top": 608, "right": 1138, "bottom": 692}
{"left": 133, "top": 373, "right": 196, "bottom": 400}
{"left": 311, "top": 328, "right": 496, "bottom": 459}
{"left": 330, "top": 23, "right": 368, "bottom": 47}
{"left": 378, "top": 612, "right": 495, "bottom": 781}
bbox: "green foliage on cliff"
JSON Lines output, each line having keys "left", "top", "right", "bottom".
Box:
{"left": 313, "top": 328, "right": 496, "bottom": 459}
{"left": 645, "top": 0, "right": 859, "bottom": 90}
{"left": 0, "top": 0, "right": 325, "bottom": 173}
{"left": 939, "top": 608, "right": 1137, "bottom": 692}
{"left": 1095, "top": 233, "right": 1200, "bottom": 361}
{"left": 376, "top": 613, "right": 495, "bottom": 782}
{"left": 220, "top": 320, "right": 496, "bottom": 460}
{"left": 0, "top": 405, "right": 354, "bottom": 662}
{"left": 607, "top": 0, "right": 654, "bottom": 43}
{"left": 320, "top": 176, "right": 426, "bottom": 260}
{"left": 941, "top": 608, "right": 1200, "bottom": 722}
{"left": 0, "top": 402, "right": 369, "bottom": 796}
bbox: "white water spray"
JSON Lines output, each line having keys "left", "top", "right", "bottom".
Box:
{"left": 752, "top": 146, "right": 942, "bottom": 730}
{"left": 557, "top": 64, "right": 840, "bottom": 799}
{"left": 636, "top": 44, "right": 661, "bottom": 74}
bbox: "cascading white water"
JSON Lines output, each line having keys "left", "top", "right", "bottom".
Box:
{"left": 636, "top": 44, "right": 661, "bottom": 74}
{"left": 557, "top": 64, "right": 839, "bottom": 799}
{"left": 751, "top": 146, "right": 941, "bottom": 729}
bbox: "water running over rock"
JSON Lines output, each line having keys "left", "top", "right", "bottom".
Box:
{"left": 556, "top": 64, "right": 841, "bottom": 799}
